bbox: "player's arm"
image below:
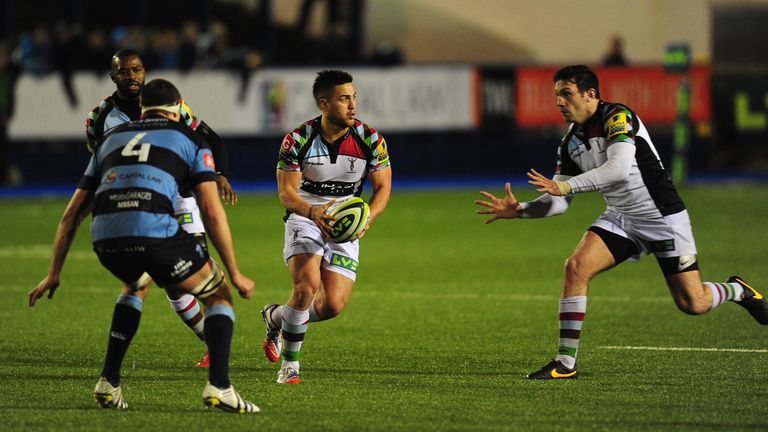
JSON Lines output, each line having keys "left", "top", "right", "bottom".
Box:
{"left": 528, "top": 142, "right": 634, "bottom": 196}
{"left": 195, "top": 180, "right": 253, "bottom": 299}
{"left": 28, "top": 188, "right": 94, "bottom": 306}
{"left": 181, "top": 99, "right": 237, "bottom": 205}
{"left": 197, "top": 120, "right": 237, "bottom": 205}
{"left": 276, "top": 169, "right": 335, "bottom": 236}
{"left": 357, "top": 166, "right": 391, "bottom": 239}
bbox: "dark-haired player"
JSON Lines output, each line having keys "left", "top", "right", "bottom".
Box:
{"left": 30, "top": 79, "right": 258, "bottom": 412}
{"left": 260, "top": 70, "right": 391, "bottom": 384}
{"left": 85, "top": 49, "right": 236, "bottom": 367}
{"left": 475, "top": 64, "right": 768, "bottom": 379}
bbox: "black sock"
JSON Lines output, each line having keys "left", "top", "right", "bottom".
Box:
{"left": 101, "top": 302, "right": 142, "bottom": 386}
{"left": 204, "top": 314, "right": 233, "bottom": 389}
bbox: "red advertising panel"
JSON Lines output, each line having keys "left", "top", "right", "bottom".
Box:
{"left": 516, "top": 66, "right": 711, "bottom": 126}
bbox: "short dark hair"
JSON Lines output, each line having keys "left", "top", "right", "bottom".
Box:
{"left": 140, "top": 79, "right": 181, "bottom": 108}
{"left": 110, "top": 48, "right": 142, "bottom": 71}
{"left": 553, "top": 65, "right": 600, "bottom": 98}
{"left": 312, "top": 70, "right": 353, "bottom": 106}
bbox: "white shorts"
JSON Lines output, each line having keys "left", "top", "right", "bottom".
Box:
{"left": 175, "top": 196, "right": 205, "bottom": 235}
{"left": 283, "top": 213, "right": 360, "bottom": 281}
{"left": 591, "top": 208, "right": 697, "bottom": 260}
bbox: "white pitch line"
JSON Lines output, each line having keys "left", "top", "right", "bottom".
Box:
{"left": 0, "top": 245, "right": 95, "bottom": 260}
{"left": 599, "top": 345, "right": 768, "bottom": 353}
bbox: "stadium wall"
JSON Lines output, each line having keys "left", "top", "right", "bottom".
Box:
{"left": 6, "top": 64, "right": 758, "bottom": 187}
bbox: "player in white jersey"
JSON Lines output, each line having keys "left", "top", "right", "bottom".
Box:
{"left": 260, "top": 70, "right": 391, "bottom": 384}
{"left": 475, "top": 65, "right": 768, "bottom": 379}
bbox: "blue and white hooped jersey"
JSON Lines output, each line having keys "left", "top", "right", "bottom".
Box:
{"left": 79, "top": 117, "right": 217, "bottom": 242}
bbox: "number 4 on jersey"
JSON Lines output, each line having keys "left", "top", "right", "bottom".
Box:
{"left": 121, "top": 132, "right": 151, "bottom": 162}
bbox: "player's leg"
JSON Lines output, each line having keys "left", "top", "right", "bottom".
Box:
{"left": 276, "top": 253, "right": 323, "bottom": 384}
{"left": 172, "top": 194, "right": 211, "bottom": 365}
{"left": 662, "top": 262, "right": 765, "bottom": 318}
{"left": 659, "top": 249, "right": 768, "bottom": 323}
{"left": 529, "top": 223, "right": 636, "bottom": 379}
{"left": 167, "top": 259, "right": 259, "bottom": 413}
{"left": 148, "top": 229, "right": 257, "bottom": 412}
{"left": 92, "top": 250, "right": 151, "bottom": 409}
{"left": 311, "top": 271, "right": 355, "bottom": 321}
{"left": 651, "top": 209, "right": 768, "bottom": 323}
{"left": 309, "top": 239, "right": 360, "bottom": 321}
{"left": 262, "top": 214, "right": 324, "bottom": 365}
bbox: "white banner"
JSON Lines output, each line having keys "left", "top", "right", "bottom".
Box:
{"left": 9, "top": 66, "right": 477, "bottom": 139}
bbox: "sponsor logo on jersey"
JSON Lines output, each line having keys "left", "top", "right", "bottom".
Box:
{"left": 203, "top": 153, "right": 215, "bottom": 169}
{"left": 375, "top": 140, "right": 389, "bottom": 162}
{"left": 108, "top": 191, "right": 152, "bottom": 201}
{"left": 118, "top": 172, "right": 163, "bottom": 184}
{"left": 607, "top": 112, "right": 629, "bottom": 138}
{"left": 105, "top": 170, "right": 117, "bottom": 184}
{"left": 178, "top": 213, "right": 194, "bottom": 225}
{"left": 281, "top": 135, "right": 294, "bottom": 151}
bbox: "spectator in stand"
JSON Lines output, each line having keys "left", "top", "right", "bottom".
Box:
{"left": 52, "top": 21, "right": 82, "bottom": 107}
{"left": 19, "top": 24, "right": 54, "bottom": 75}
{"left": 602, "top": 35, "right": 628, "bottom": 67}
{"left": 153, "top": 28, "right": 180, "bottom": 70}
{"left": 0, "top": 41, "right": 20, "bottom": 186}
{"left": 178, "top": 21, "right": 202, "bottom": 72}
{"left": 81, "top": 29, "right": 113, "bottom": 73}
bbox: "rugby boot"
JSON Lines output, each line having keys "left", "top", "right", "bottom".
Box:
{"left": 526, "top": 359, "right": 578, "bottom": 380}
{"left": 729, "top": 276, "right": 768, "bottom": 325}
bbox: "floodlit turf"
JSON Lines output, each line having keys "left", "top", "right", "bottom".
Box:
{"left": 2, "top": 184, "right": 768, "bottom": 431}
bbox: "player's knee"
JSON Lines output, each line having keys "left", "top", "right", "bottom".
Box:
{"left": 673, "top": 296, "right": 709, "bottom": 315}
{"left": 292, "top": 281, "right": 318, "bottom": 305}
{"left": 564, "top": 255, "right": 590, "bottom": 281}
{"left": 318, "top": 301, "right": 345, "bottom": 319}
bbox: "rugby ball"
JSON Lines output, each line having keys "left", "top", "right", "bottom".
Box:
{"left": 327, "top": 197, "right": 370, "bottom": 243}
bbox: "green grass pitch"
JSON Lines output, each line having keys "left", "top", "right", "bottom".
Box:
{"left": 1, "top": 184, "right": 767, "bottom": 431}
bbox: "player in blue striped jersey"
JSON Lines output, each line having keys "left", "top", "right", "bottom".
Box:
{"left": 29, "top": 79, "right": 259, "bottom": 413}
{"left": 85, "top": 49, "right": 236, "bottom": 367}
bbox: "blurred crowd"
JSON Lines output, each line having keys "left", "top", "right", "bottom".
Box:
{"left": 4, "top": 19, "right": 263, "bottom": 77}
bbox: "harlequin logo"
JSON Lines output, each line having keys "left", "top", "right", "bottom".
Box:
{"left": 105, "top": 170, "right": 117, "bottom": 184}
{"left": 204, "top": 153, "right": 215, "bottom": 169}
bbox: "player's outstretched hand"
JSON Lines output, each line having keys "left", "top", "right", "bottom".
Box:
{"left": 475, "top": 182, "right": 523, "bottom": 224}
{"left": 309, "top": 201, "right": 337, "bottom": 238}
{"left": 28, "top": 275, "right": 60, "bottom": 307}
{"left": 527, "top": 169, "right": 562, "bottom": 196}
{"left": 216, "top": 175, "right": 238, "bottom": 205}
{"left": 231, "top": 273, "right": 255, "bottom": 300}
